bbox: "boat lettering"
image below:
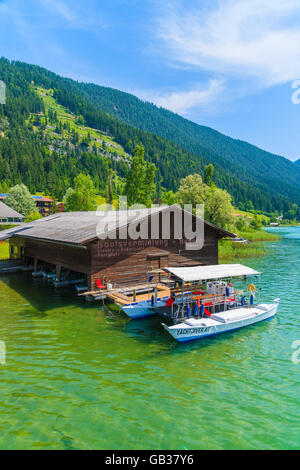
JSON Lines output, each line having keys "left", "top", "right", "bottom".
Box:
{"left": 177, "top": 327, "right": 211, "bottom": 336}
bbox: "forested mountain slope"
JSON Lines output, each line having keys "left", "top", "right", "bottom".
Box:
{"left": 78, "top": 82, "right": 300, "bottom": 207}
{"left": 0, "top": 57, "right": 299, "bottom": 213}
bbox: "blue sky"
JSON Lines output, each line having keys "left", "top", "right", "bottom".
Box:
{"left": 1, "top": 0, "right": 300, "bottom": 161}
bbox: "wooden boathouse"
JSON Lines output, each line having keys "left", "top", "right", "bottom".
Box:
{"left": 0, "top": 205, "right": 235, "bottom": 293}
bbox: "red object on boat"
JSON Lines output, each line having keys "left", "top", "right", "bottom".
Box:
{"left": 96, "top": 279, "right": 106, "bottom": 289}
{"left": 204, "top": 302, "right": 213, "bottom": 306}
{"left": 204, "top": 308, "right": 211, "bottom": 317}
{"left": 165, "top": 297, "right": 175, "bottom": 307}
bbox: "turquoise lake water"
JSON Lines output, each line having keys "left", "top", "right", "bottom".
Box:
{"left": 0, "top": 226, "right": 299, "bottom": 450}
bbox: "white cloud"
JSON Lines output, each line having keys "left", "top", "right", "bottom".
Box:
{"left": 42, "top": 0, "right": 75, "bottom": 23}
{"left": 0, "top": 0, "right": 104, "bottom": 37}
{"left": 135, "top": 79, "right": 224, "bottom": 114}
{"left": 41, "top": 0, "right": 104, "bottom": 32}
{"left": 157, "top": 0, "right": 300, "bottom": 86}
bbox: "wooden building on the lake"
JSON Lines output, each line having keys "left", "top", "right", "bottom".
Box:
{"left": 0, "top": 205, "right": 235, "bottom": 290}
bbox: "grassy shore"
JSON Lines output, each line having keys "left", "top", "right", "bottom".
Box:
{"left": 238, "top": 229, "right": 280, "bottom": 242}
{"left": 219, "top": 229, "right": 280, "bottom": 262}
{"left": 277, "top": 223, "right": 300, "bottom": 227}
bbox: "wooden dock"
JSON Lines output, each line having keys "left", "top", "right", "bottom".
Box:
{"left": 79, "top": 283, "right": 171, "bottom": 305}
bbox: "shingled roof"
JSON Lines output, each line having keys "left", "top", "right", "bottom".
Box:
{"left": 0, "top": 205, "right": 236, "bottom": 244}
{"left": 0, "top": 201, "right": 25, "bottom": 220}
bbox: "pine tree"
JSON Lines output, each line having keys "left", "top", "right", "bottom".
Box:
{"left": 106, "top": 169, "right": 114, "bottom": 205}
{"left": 124, "top": 145, "right": 156, "bottom": 207}
{"left": 124, "top": 145, "right": 147, "bottom": 206}
{"left": 204, "top": 164, "right": 214, "bottom": 187}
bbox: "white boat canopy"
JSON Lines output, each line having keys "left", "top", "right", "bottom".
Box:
{"left": 165, "top": 264, "right": 261, "bottom": 282}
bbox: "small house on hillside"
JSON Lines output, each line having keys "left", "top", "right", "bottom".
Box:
{"left": 0, "top": 201, "right": 25, "bottom": 224}
{"left": 0, "top": 205, "right": 236, "bottom": 290}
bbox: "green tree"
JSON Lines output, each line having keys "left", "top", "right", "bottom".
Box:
{"left": 204, "top": 187, "right": 234, "bottom": 230}
{"left": 106, "top": 169, "right": 114, "bottom": 205}
{"left": 204, "top": 163, "right": 214, "bottom": 187}
{"left": 1, "top": 181, "right": 10, "bottom": 193}
{"left": 249, "top": 215, "right": 262, "bottom": 230}
{"left": 63, "top": 173, "right": 97, "bottom": 211}
{"left": 284, "top": 203, "right": 299, "bottom": 220}
{"left": 177, "top": 174, "right": 234, "bottom": 229}
{"left": 26, "top": 211, "right": 42, "bottom": 222}
{"left": 177, "top": 174, "right": 210, "bottom": 207}
{"left": 246, "top": 200, "right": 254, "bottom": 212}
{"left": 143, "top": 162, "right": 156, "bottom": 207}
{"left": 76, "top": 115, "right": 85, "bottom": 126}
{"left": 161, "top": 190, "right": 178, "bottom": 206}
{"left": 124, "top": 145, "right": 156, "bottom": 207}
{"left": 63, "top": 187, "right": 76, "bottom": 210}
{"left": 5, "top": 184, "right": 37, "bottom": 218}
{"left": 235, "top": 215, "right": 248, "bottom": 231}
{"left": 125, "top": 145, "right": 147, "bottom": 205}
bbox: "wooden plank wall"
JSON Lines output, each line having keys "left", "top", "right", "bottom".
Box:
{"left": 20, "top": 238, "right": 91, "bottom": 274}
{"left": 11, "top": 208, "right": 223, "bottom": 290}
{"left": 89, "top": 223, "right": 219, "bottom": 289}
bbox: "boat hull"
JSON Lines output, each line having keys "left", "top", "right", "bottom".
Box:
{"left": 162, "top": 300, "right": 280, "bottom": 342}
{"left": 119, "top": 298, "right": 171, "bottom": 319}
{"left": 119, "top": 303, "right": 155, "bottom": 319}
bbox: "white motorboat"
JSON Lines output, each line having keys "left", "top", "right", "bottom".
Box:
{"left": 159, "top": 264, "right": 279, "bottom": 342}
{"left": 162, "top": 300, "right": 280, "bottom": 342}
